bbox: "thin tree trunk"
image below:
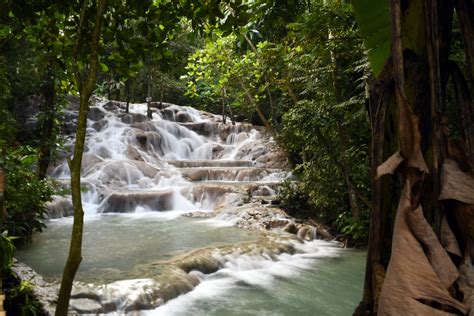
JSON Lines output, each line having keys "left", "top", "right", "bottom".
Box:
{"left": 37, "top": 66, "right": 56, "bottom": 180}
{"left": 0, "top": 165, "right": 5, "bottom": 224}
{"left": 125, "top": 78, "right": 130, "bottom": 113}
{"left": 55, "top": 0, "right": 107, "bottom": 314}
{"left": 221, "top": 87, "right": 227, "bottom": 124}
{"left": 242, "top": 33, "right": 275, "bottom": 123}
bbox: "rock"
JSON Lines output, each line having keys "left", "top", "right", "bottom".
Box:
{"left": 91, "top": 120, "right": 107, "bottom": 131}
{"left": 161, "top": 108, "right": 175, "bottom": 121}
{"left": 70, "top": 298, "right": 103, "bottom": 314}
{"left": 135, "top": 132, "right": 148, "bottom": 147}
{"left": 145, "top": 131, "right": 162, "bottom": 148}
{"left": 45, "top": 196, "right": 73, "bottom": 219}
{"left": 283, "top": 222, "right": 298, "bottom": 234}
{"left": 126, "top": 145, "right": 143, "bottom": 161}
{"left": 315, "top": 224, "right": 333, "bottom": 240}
{"left": 103, "top": 100, "right": 124, "bottom": 111}
{"left": 256, "top": 149, "right": 290, "bottom": 169}
{"left": 176, "top": 111, "right": 192, "bottom": 123}
{"left": 11, "top": 261, "right": 59, "bottom": 315}
{"left": 101, "top": 190, "right": 174, "bottom": 213}
{"left": 81, "top": 154, "right": 104, "bottom": 175}
{"left": 121, "top": 113, "right": 147, "bottom": 124}
{"left": 212, "top": 144, "right": 225, "bottom": 159}
{"left": 88, "top": 107, "right": 106, "bottom": 121}
{"left": 95, "top": 146, "right": 112, "bottom": 159}
{"left": 266, "top": 219, "right": 290, "bottom": 229}
{"left": 180, "top": 122, "right": 219, "bottom": 137}
{"left": 297, "top": 226, "right": 317, "bottom": 241}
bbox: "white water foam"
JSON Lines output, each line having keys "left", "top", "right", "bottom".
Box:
{"left": 143, "top": 240, "right": 341, "bottom": 316}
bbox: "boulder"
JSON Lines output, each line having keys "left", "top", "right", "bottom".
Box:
{"left": 101, "top": 190, "right": 174, "bottom": 213}
{"left": 121, "top": 113, "right": 147, "bottom": 124}
{"left": 45, "top": 196, "right": 73, "bottom": 219}
{"left": 176, "top": 111, "right": 192, "bottom": 123}
{"left": 88, "top": 107, "right": 105, "bottom": 121}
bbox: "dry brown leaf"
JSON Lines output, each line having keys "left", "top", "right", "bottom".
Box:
{"left": 376, "top": 151, "right": 405, "bottom": 179}
{"left": 395, "top": 87, "right": 430, "bottom": 174}
{"left": 439, "top": 159, "right": 474, "bottom": 204}
{"left": 458, "top": 257, "right": 474, "bottom": 316}
{"left": 407, "top": 207, "right": 459, "bottom": 289}
{"left": 373, "top": 264, "right": 386, "bottom": 312}
{"left": 452, "top": 202, "right": 474, "bottom": 260}
{"left": 378, "top": 183, "right": 467, "bottom": 315}
{"left": 441, "top": 216, "right": 462, "bottom": 258}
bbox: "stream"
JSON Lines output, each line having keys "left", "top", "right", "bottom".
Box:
{"left": 16, "top": 99, "right": 365, "bottom": 315}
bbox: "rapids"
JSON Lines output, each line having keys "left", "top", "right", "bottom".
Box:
{"left": 16, "top": 99, "right": 364, "bottom": 315}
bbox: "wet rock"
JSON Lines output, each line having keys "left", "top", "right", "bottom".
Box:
{"left": 45, "top": 195, "right": 73, "bottom": 219}
{"left": 266, "top": 219, "right": 290, "bottom": 229}
{"left": 145, "top": 131, "right": 162, "bottom": 148}
{"left": 101, "top": 190, "right": 174, "bottom": 213}
{"left": 212, "top": 144, "right": 225, "bottom": 159}
{"left": 283, "top": 222, "right": 298, "bottom": 234}
{"left": 161, "top": 108, "right": 175, "bottom": 121}
{"left": 62, "top": 111, "right": 78, "bottom": 135}
{"left": 103, "top": 100, "right": 124, "bottom": 111}
{"left": 95, "top": 146, "right": 112, "bottom": 159}
{"left": 176, "top": 250, "right": 222, "bottom": 274}
{"left": 251, "top": 185, "right": 274, "bottom": 197}
{"left": 70, "top": 298, "right": 103, "bottom": 314}
{"left": 181, "top": 122, "right": 218, "bottom": 137}
{"left": 91, "top": 120, "right": 107, "bottom": 131}
{"left": 88, "top": 107, "right": 106, "bottom": 121}
{"left": 127, "top": 145, "right": 143, "bottom": 161}
{"left": 297, "top": 226, "right": 310, "bottom": 240}
{"left": 176, "top": 111, "right": 192, "bottom": 123}
{"left": 66, "top": 95, "right": 80, "bottom": 111}
{"left": 121, "top": 113, "right": 147, "bottom": 124}
{"left": 133, "top": 121, "right": 158, "bottom": 132}
{"left": 81, "top": 154, "right": 104, "bottom": 175}
{"left": 11, "top": 261, "right": 59, "bottom": 315}
{"left": 135, "top": 132, "right": 148, "bottom": 147}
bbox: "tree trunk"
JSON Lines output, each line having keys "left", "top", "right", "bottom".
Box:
{"left": 55, "top": 0, "right": 107, "bottom": 314}
{"left": 0, "top": 165, "right": 5, "bottom": 225}
{"left": 354, "top": 0, "right": 474, "bottom": 314}
{"left": 221, "top": 87, "right": 227, "bottom": 124}
{"left": 36, "top": 66, "right": 56, "bottom": 180}
{"left": 125, "top": 78, "right": 130, "bottom": 113}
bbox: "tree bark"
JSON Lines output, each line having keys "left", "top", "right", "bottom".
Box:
{"left": 55, "top": 0, "right": 107, "bottom": 314}
{"left": 37, "top": 66, "right": 56, "bottom": 180}
{"left": 125, "top": 78, "right": 130, "bottom": 113}
{"left": 0, "top": 165, "right": 5, "bottom": 225}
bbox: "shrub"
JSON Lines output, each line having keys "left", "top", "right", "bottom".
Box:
{"left": 3, "top": 146, "right": 54, "bottom": 242}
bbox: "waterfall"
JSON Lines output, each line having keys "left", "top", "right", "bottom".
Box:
{"left": 50, "top": 99, "right": 289, "bottom": 217}
{"left": 15, "top": 99, "right": 364, "bottom": 315}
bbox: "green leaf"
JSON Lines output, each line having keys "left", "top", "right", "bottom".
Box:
{"left": 352, "top": 0, "right": 391, "bottom": 76}
{"left": 100, "top": 62, "right": 109, "bottom": 72}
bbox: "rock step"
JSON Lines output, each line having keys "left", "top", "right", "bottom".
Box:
{"left": 179, "top": 167, "right": 282, "bottom": 182}
{"left": 165, "top": 160, "right": 254, "bottom": 168}
{"left": 100, "top": 190, "right": 174, "bottom": 213}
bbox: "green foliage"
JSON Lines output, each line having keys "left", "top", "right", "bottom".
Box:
{"left": 4, "top": 146, "right": 54, "bottom": 241}
{"left": 0, "top": 231, "right": 15, "bottom": 279}
{"left": 181, "top": 0, "right": 371, "bottom": 242}
{"left": 335, "top": 211, "right": 369, "bottom": 242}
{"left": 351, "top": 0, "right": 391, "bottom": 76}
{"left": 277, "top": 180, "right": 312, "bottom": 217}
{"left": 6, "top": 280, "right": 42, "bottom": 316}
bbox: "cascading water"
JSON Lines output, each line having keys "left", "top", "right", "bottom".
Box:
{"left": 16, "top": 99, "right": 365, "bottom": 315}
